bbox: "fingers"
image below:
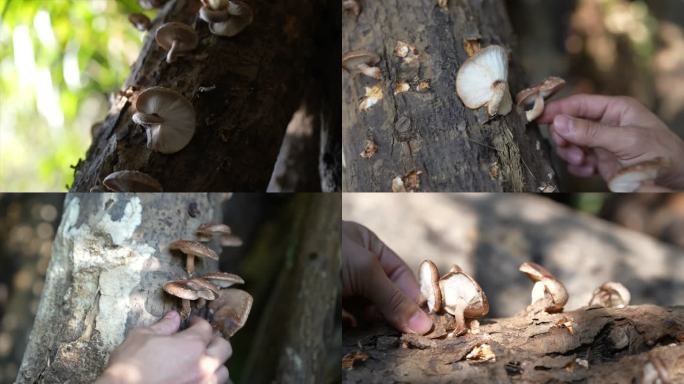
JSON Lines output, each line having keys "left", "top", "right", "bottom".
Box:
{"left": 179, "top": 316, "right": 214, "bottom": 345}
{"left": 568, "top": 163, "right": 596, "bottom": 178}
{"left": 538, "top": 94, "right": 621, "bottom": 124}
{"left": 551, "top": 115, "right": 625, "bottom": 152}
{"left": 147, "top": 310, "right": 181, "bottom": 335}
{"left": 206, "top": 333, "right": 232, "bottom": 362}
{"left": 556, "top": 146, "right": 586, "bottom": 166}
{"left": 637, "top": 184, "right": 672, "bottom": 192}
{"left": 214, "top": 366, "right": 230, "bottom": 384}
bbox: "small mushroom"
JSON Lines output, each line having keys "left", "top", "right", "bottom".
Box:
{"left": 419, "top": 260, "right": 442, "bottom": 313}
{"left": 608, "top": 158, "right": 670, "bottom": 193}
{"left": 456, "top": 45, "right": 512, "bottom": 116}
{"left": 519, "top": 262, "right": 568, "bottom": 313}
{"left": 208, "top": 288, "right": 253, "bottom": 337}
{"left": 516, "top": 77, "right": 565, "bottom": 122}
{"left": 155, "top": 22, "right": 198, "bottom": 64}
{"left": 438, "top": 268, "right": 489, "bottom": 335}
{"left": 132, "top": 87, "right": 196, "bottom": 154}
{"left": 588, "top": 281, "right": 631, "bottom": 308}
{"left": 163, "top": 279, "right": 216, "bottom": 319}
{"left": 169, "top": 240, "right": 219, "bottom": 276}
{"left": 102, "top": 170, "right": 163, "bottom": 192}
{"left": 196, "top": 223, "right": 243, "bottom": 247}
{"left": 342, "top": 50, "right": 382, "bottom": 80}
{"left": 128, "top": 13, "right": 152, "bottom": 31}
{"left": 199, "top": 0, "right": 253, "bottom": 37}
{"left": 200, "top": 272, "right": 245, "bottom": 288}
{"left": 342, "top": 0, "right": 361, "bottom": 18}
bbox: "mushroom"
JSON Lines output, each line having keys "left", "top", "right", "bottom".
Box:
{"left": 608, "top": 158, "right": 669, "bottom": 193}
{"left": 196, "top": 223, "right": 243, "bottom": 247}
{"left": 438, "top": 268, "right": 489, "bottom": 335}
{"left": 163, "top": 279, "right": 217, "bottom": 319}
{"left": 342, "top": 50, "right": 382, "bottom": 80}
{"left": 199, "top": 0, "right": 253, "bottom": 37}
{"left": 200, "top": 272, "right": 245, "bottom": 288}
{"left": 456, "top": 45, "right": 512, "bottom": 116}
{"left": 519, "top": 262, "right": 568, "bottom": 313}
{"left": 419, "top": 260, "right": 442, "bottom": 313}
{"left": 132, "top": 87, "right": 196, "bottom": 154}
{"left": 588, "top": 282, "right": 631, "bottom": 308}
{"left": 128, "top": 13, "right": 152, "bottom": 31}
{"left": 342, "top": 0, "right": 361, "bottom": 17}
{"left": 515, "top": 77, "right": 565, "bottom": 122}
{"left": 169, "top": 240, "right": 219, "bottom": 276}
{"left": 155, "top": 22, "right": 198, "bottom": 64}
{"left": 208, "top": 288, "right": 253, "bottom": 337}
{"left": 102, "top": 170, "right": 163, "bottom": 192}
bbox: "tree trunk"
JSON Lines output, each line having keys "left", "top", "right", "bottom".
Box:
{"left": 343, "top": 305, "right": 684, "bottom": 383}
{"left": 342, "top": 0, "right": 558, "bottom": 192}
{"left": 15, "top": 193, "right": 223, "bottom": 383}
{"left": 242, "top": 194, "right": 341, "bottom": 383}
{"left": 70, "top": 0, "right": 337, "bottom": 192}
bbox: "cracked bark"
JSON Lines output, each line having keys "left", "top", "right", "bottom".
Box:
{"left": 343, "top": 305, "right": 684, "bottom": 383}
{"left": 15, "top": 193, "right": 223, "bottom": 384}
{"left": 342, "top": 0, "right": 558, "bottom": 192}
{"left": 70, "top": 0, "right": 339, "bottom": 192}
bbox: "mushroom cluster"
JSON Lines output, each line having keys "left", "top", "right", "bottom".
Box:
{"left": 199, "top": 0, "right": 253, "bottom": 37}
{"left": 163, "top": 223, "right": 252, "bottom": 338}
{"left": 419, "top": 260, "right": 489, "bottom": 337}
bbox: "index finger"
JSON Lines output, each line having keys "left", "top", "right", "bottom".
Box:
{"left": 365, "top": 231, "right": 422, "bottom": 304}
{"left": 178, "top": 316, "right": 214, "bottom": 345}
{"left": 538, "top": 94, "right": 623, "bottom": 125}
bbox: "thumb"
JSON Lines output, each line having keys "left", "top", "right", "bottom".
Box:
{"left": 362, "top": 259, "right": 433, "bottom": 335}
{"left": 148, "top": 310, "right": 181, "bottom": 335}
{"left": 552, "top": 114, "right": 623, "bottom": 151}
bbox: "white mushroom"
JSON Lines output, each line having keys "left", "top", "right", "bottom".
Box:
{"left": 438, "top": 268, "right": 489, "bottom": 335}
{"left": 608, "top": 158, "right": 669, "bottom": 192}
{"left": 456, "top": 45, "right": 512, "bottom": 116}
{"left": 132, "top": 87, "right": 196, "bottom": 154}
{"left": 589, "top": 282, "right": 631, "bottom": 308}
{"left": 199, "top": 0, "right": 253, "bottom": 37}
{"left": 519, "top": 262, "right": 568, "bottom": 313}
{"left": 155, "top": 22, "right": 198, "bottom": 64}
{"left": 419, "top": 260, "right": 442, "bottom": 313}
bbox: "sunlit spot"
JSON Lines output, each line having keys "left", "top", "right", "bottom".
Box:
{"left": 35, "top": 68, "right": 64, "bottom": 129}
{"left": 12, "top": 25, "right": 36, "bottom": 88}
{"left": 33, "top": 10, "right": 56, "bottom": 49}
{"left": 63, "top": 41, "right": 82, "bottom": 90}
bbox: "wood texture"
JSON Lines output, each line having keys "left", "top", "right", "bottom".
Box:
{"left": 343, "top": 305, "right": 684, "bottom": 383}
{"left": 71, "top": 0, "right": 338, "bottom": 192}
{"left": 15, "top": 193, "right": 222, "bottom": 383}
{"left": 342, "top": 0, "right": 558, "bottom": 192}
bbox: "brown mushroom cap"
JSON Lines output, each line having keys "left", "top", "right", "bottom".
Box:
{"left": 200, "top": 272, "right": 245, "bottom": 288}
{"left": 519, "top": 262, "right": 568, "bottom": 313}
{"left": 518, "top": 262, "right": 553, "bottom": 281}
{"left": 155, "top": 22, "right": 198, "bottom": 63}
{"left": 209, "top": 288, "right": 253, "bottom": 337}
{"left": 169, "top": 240, "right": 219, "bottom": 261}
{"left": 200, "top": 0, "right": 253, "bottom": 37}
{"left": 133, "top": 87, "right": 196, "bottom": 154}
{"left": 439, "top": 270, "right": 489, "bottom": 318}
{"left": 342, "top": 50, "right": 381, "bottom": 72}
{"left": 102, "top": 170, "right": 163, "bottom": 192}
{"left": 196, "top": 223, "right": 233, "bottom": 241}
{"left": 589, "top": 281, "right": 631, "bottom": 308}
{"left": 163, "top": 280, "right": 202, "bottom": 300}
{"left": 129, "top": 13, "right": 152, "bottom": 31}
{"left": 515, "top": 77, "right": 565, "bottom": 121}
{"left": 419, "top": 260, "right": 442, "bottom": 313}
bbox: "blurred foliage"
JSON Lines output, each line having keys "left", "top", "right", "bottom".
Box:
{"left": 0, "top": 0, "right": 153, "bottom": 191}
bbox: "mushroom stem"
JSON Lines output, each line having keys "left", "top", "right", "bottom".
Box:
{"left": 181, "top": 299, "right": 191, "bottom": 319}
{"left": 357, "top": 63, "right": 381, "bottom": 80}
{"left": 167, "top": 39, "right": 179, "bottom": 63}
{"left": 526, "top": 94, "right": 545, "bottom": 121}
{"left": 186, "top": 255, "right": 196, "bottom": 275}
{"left": 451, "top": 303, "right": 467, "bottom": 336}
{"left": 488, "top": 81, "right": 507, "bottom": 116}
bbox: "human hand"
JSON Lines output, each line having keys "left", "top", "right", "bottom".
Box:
{"left": 342, "top": 221, "right": 433, "bottom": 335}
{"left": 538, "top": 94, "right": 684, "bottom": 190}
{"left": 96, "top": 311, "right": 231, "bottom": 384}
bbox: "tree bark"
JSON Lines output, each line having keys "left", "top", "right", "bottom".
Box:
{"left": 342, "top": 0, "right": 558, "bottom": 192}
{"left": 343, "top": 305, "right": 684, "bottom": 383}
{"left": 15, "top": 193, "right": 223, "bottom": 383}
{"left": 242, "top": 194, "right": 341, "bottom": 383}
{"left": 70, "top": 0, "right": 337, "bottom": 192}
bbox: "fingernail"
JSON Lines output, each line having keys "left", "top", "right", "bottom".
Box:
{"left": 164, "top": 310, "right": 178, "bottom": 319}
{"left": 554, "top": 115, "right": 571, "bottom": 135}
{"left": 407, "top": 310, "right": 432, "bottom": 335}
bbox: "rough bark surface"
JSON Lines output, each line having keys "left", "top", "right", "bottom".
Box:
{"left": 343, "top": 305, "right": 684, "bottom": 383}
{"left": 342, "top": 0, "right": 558, "bottom": 192}
{"left": 242, "top": 194, "right": 341, "bottom": 383}
{"left": 15, "top": 193, "right": 222, "bottom": 383}
{"left": 70, "top": 0, "right": 334, "bottom": 192}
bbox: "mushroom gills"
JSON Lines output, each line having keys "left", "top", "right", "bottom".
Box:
{"left": 456, "top": 45, "right": 511, "bottom": 116}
